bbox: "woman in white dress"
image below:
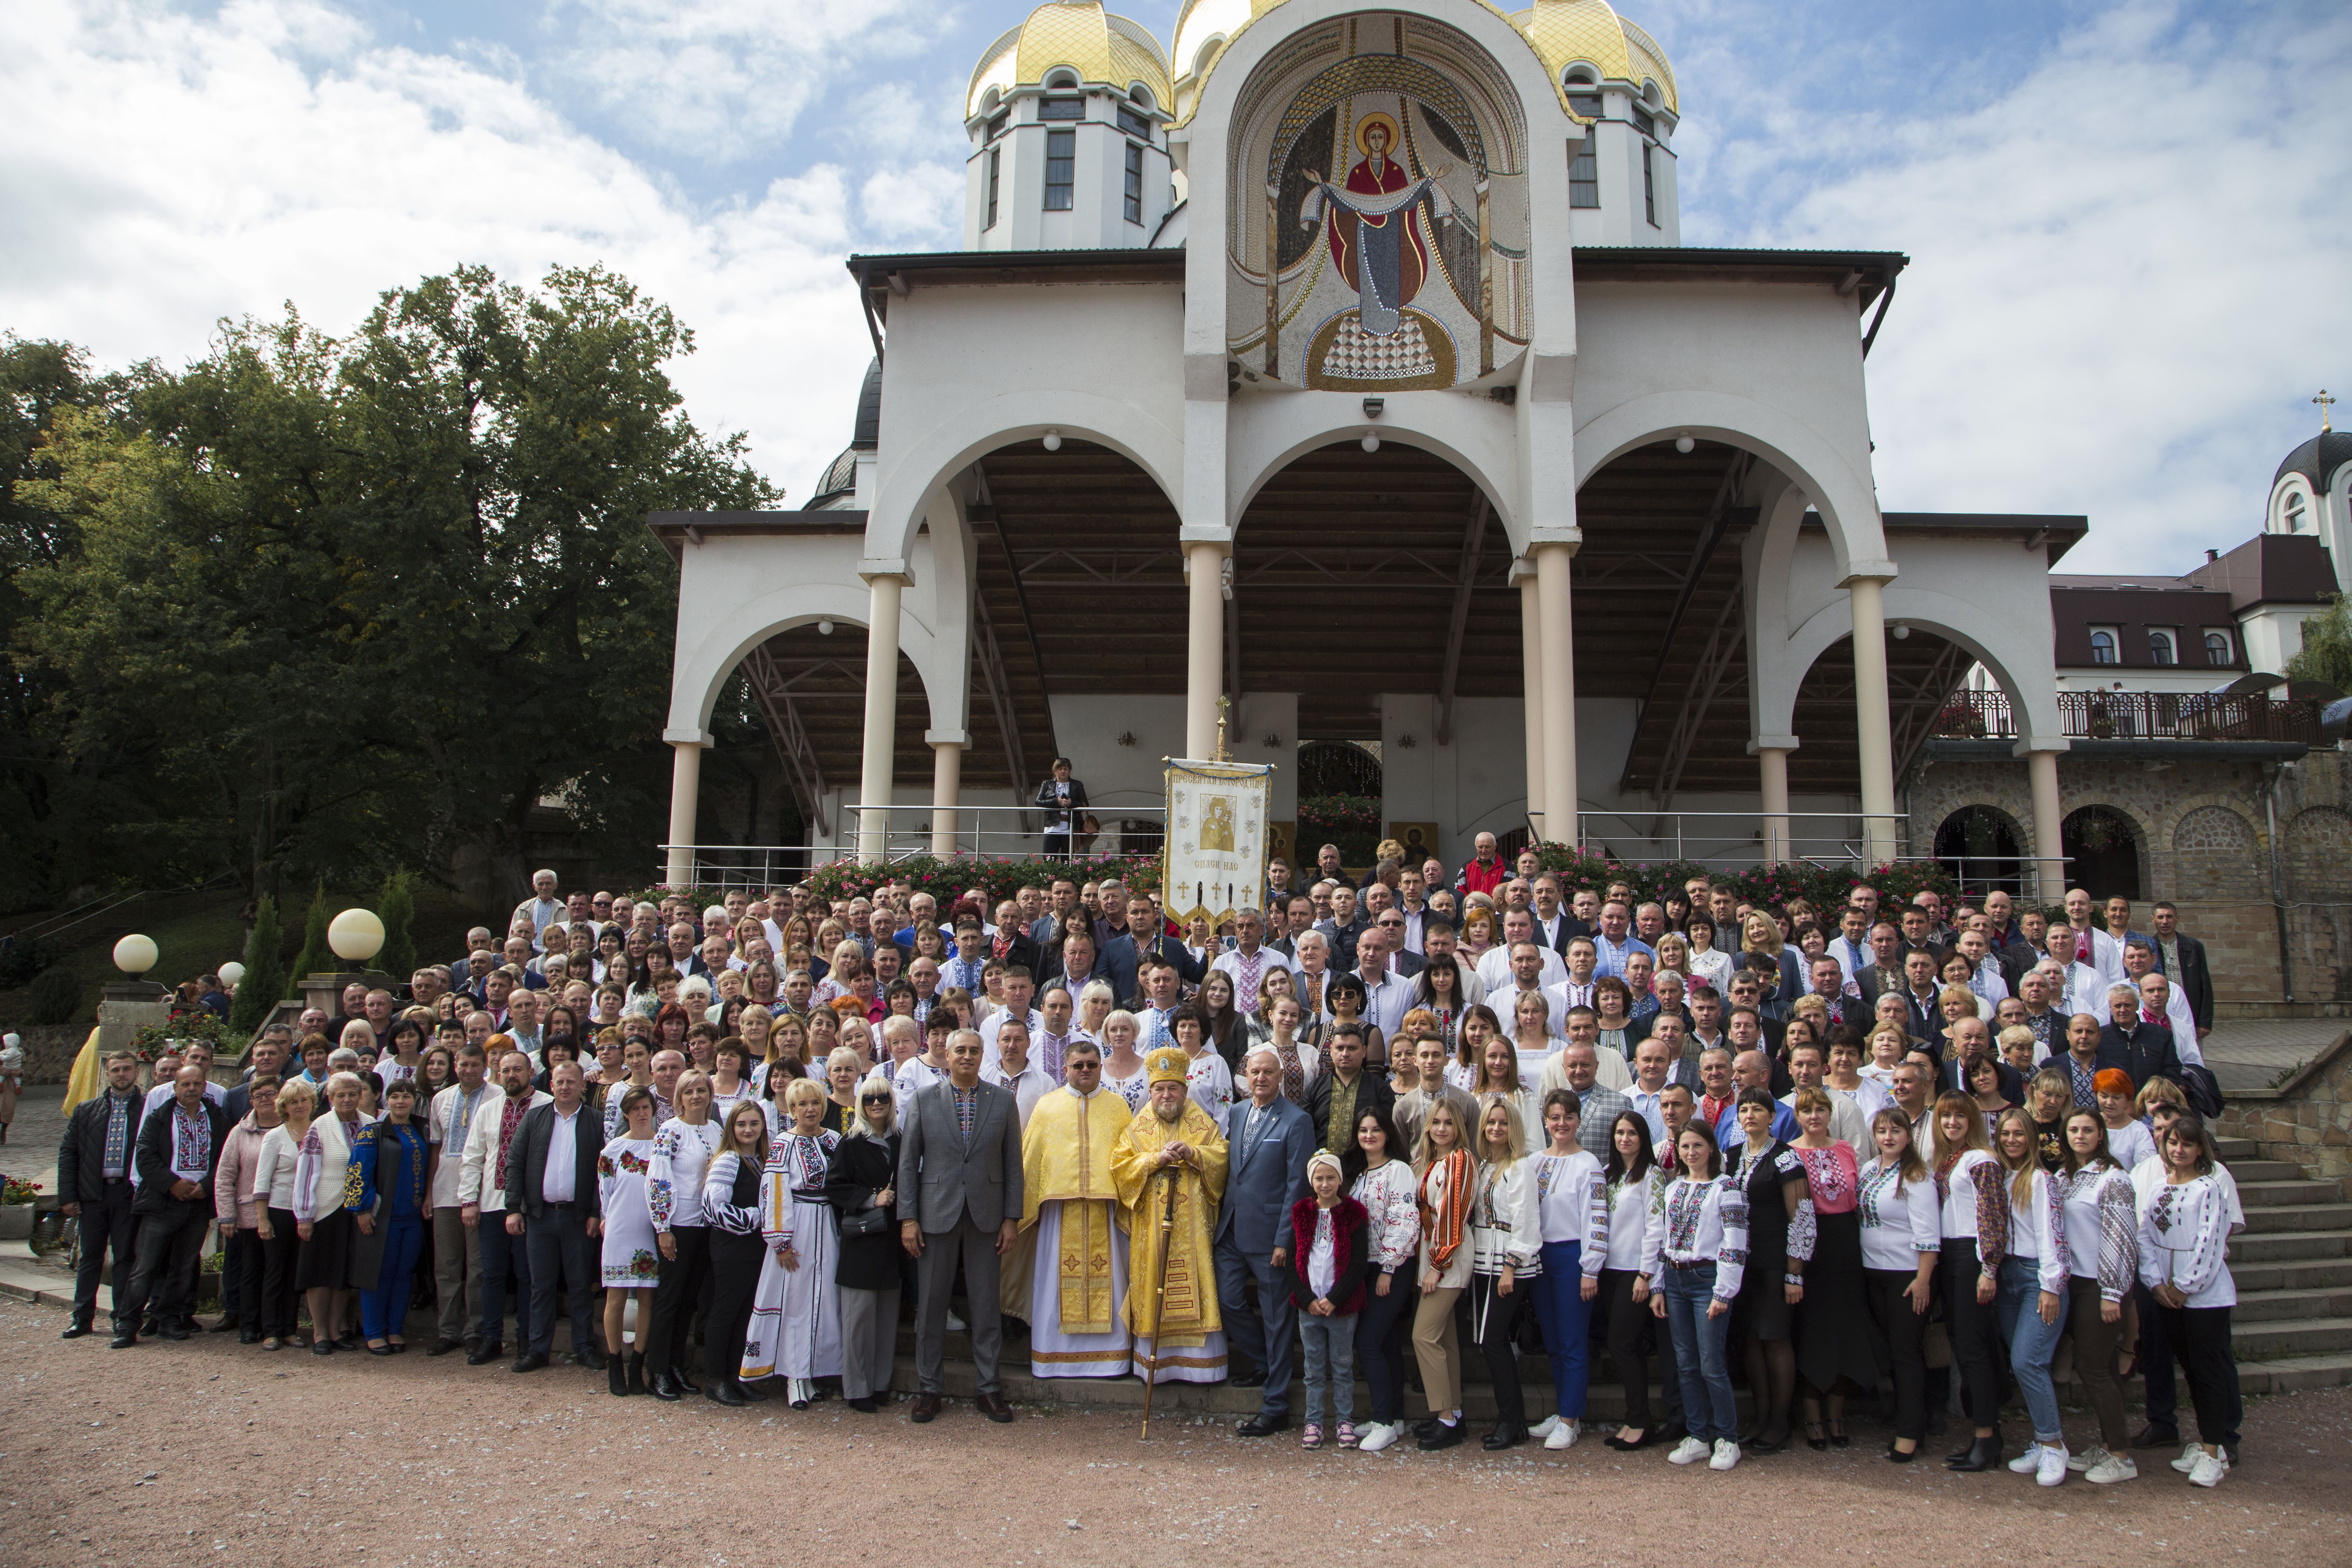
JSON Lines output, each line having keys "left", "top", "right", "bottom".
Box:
{"left": 1100, "top": 1009, "right": 1150, "bottom": 1112}
{"left": 740, "top": 1077, "right": 842, "bottom": 1406}
{"left": 597, "top": 1087, "right": 661, "bottom": 1396}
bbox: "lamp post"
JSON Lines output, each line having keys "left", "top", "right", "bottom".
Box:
{"left": 328, "top": 909, "right": 386, "bottom": 973}
{"left": 113, "top": 934, "right": 158, "bottom": 978}
{"left": 217, "top": 960, "right": 246, "bottom": 990}
{"left": 98, "top": 933, "right": 171, "bottom": 1059}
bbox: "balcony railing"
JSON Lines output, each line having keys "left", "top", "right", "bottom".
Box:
{"left": 1930, "top": 689, "right": 2324, "bottom": 744}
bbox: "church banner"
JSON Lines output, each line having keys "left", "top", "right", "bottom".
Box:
{"left": 1162, "top": 761, "right": 1274, "bottom": 930}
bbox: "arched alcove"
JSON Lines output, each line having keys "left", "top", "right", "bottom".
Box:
{"left": 2063, "top": 805, "right": 2146, "bottom": 901}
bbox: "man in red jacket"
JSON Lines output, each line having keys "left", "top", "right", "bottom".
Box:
{"left": 1455, "top": 832, "right": 1506, "bottom": 897}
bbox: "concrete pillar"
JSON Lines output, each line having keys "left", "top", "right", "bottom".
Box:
{"left": 929, "top": 736, "right": 965, "bottom": 857}
{"left": 665, "top": 738, "right": 702, "bottom": 888}
{"left": 2026, "top": 745, "right": 2066, "bottom": 901}
{"left": 857, "top": 571, "right": 906, "bottom": 861}
{"left": 1756, "top": 743, "right": 1793, "bottom": 862}
{"left": 1185, "top": 541, "right": 1228, "bottom": 759}
{"left": 1515, "top": 561, "right": 1547, "bottom": 835}
{"left": 1847, "top": 575, "right": 1899, "bottom": 865}
{"left": 1534, "top": 543, "right": 1579, "bottom": 845}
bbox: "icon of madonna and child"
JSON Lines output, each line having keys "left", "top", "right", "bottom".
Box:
{"left": 1296, "top": 110, "right": 1464, "bottom": 381}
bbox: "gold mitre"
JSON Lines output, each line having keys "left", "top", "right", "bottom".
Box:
{"left": 1145, "top": 1046, "right": 1190, "bottom": 1085}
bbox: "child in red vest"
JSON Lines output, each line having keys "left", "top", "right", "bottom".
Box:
{"left": 1290, "top": 1151, "right": 1371, "bottom": 1448}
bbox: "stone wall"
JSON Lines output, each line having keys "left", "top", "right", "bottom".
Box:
{"left": 9, "top": 1024, "right": 90, "bottom": 1085}
{"left": 2216, "top": 1033, "right": 2352, "bottom": 1182}
{"left": 1909, "top": 748, "right": 2352, "bottom": 1006}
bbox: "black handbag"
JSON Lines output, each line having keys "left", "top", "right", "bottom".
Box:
{"left": 839, "top": 1193, "right": 891, "bottom": 1239}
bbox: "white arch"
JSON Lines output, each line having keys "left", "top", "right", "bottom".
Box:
{"left": 1225, "top": 391, "right": 1522, "bottom": 546}
{"left": 1763, "top": 586, "right": 2061, "bottom": 741}
{"left": 1575, "top": 389, "right": 1889, "bottom": 582}
{"left": 864, "top": 389, "right": 1184, "bottom": 566}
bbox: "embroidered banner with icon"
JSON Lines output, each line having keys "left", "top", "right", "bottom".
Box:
{"left": 1162, "top": 760, "right": 1274, "bottom": 929}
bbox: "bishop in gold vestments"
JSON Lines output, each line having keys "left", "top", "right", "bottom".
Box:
{"left": 1019, "top": 1056, "right": 1139, "bottom": 1378}
{"left": 1110, "top": 1047, "right": 1231, "bottom": 1384}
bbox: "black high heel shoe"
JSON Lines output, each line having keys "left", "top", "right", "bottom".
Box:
{"left": 1804, "top": 1422, "right": 1828, "bottom": 1452}
{"left": 1829, "top": 1421, "right": 1850, "bottom": 1450}
{"left": 1945, "top": 1435, "right": 2003, "bottom": 1472}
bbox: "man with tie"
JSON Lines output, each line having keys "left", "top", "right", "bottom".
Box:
{"left": 1215, "top": 1047, "right": 1316, "bottom": 1436}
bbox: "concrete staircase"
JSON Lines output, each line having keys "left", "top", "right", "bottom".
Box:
{"left": 891, "top": 1134, "right": 2352, "bottom": 1418}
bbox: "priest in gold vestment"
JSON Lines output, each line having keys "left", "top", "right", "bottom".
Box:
{"left": 1110, "top": 1045, "right": 1231, "bottom": 1383}
{"left": 1017, "top": 1038, "right": 1138, "bottom": 1377}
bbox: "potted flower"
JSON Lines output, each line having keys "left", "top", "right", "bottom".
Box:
{"left": 0, "top": 1176, "right": 40, "bottom": 1241}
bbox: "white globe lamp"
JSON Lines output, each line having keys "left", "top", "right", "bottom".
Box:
{"left": 113, "top": 934, "right": 159, "bottom": 976}
{"left": 328, "top": 908, "right": 386, "bottom": 967}
{"left": 218, "top": 961, "right": 246, "bottom": 988}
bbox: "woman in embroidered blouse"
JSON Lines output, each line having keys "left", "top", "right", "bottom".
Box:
{"left": 1468, "top": 1096, "right": 1544, "bottom": 1451}
{"left": 1857, "top": 1107, "right": 1939, "bottom": 1461}
{"left": 1099, "top": 1010, "right": 1150, "bottom": 1111}
{"left": 1597, "top": 1111, "right": 1670, "bottom": 1450}
{"left": 1592, "top": 977, "right": 1636, "bottom": 1063}
{"left": 2139, "top": 1109, "right": 2238, "bottom": 1488}
{"left": 643, "top": 1070, "right": 720, "bottom": 1400}
{"left": 2097, "top": 1068, "right": 2157, "bottom": 1172}
{"left": 1243, "top": 968, "right": 1308, "bottom": 1052}
{"left": 1412, "top": 1096, "right": 1480, "bottom": 1451}
{"left": 2057, "top": 1108, "right": 2141, "bottom": 1481}
{"left": 1728, "top": 1086, "right": 1814, "bottom": 1455}
{"left": 1935, "top": 1092, "right": 2010, "bottom": 1471}
{"left": 1343, "top": 1106, "right": 1419, "bottom": 1454}
{"left": 699, "top": 1100, "right": 772, "bottom": 1406}
{"left": 1787, "top": 1086, "right": 1876, "bottom": 1450}
{"left": 1528, "top": 1092, "right": 1607, "bottom": 1452}
{"left": 1408, "top": 954, "right": 1466, "bottom": 1060}
{"left": 250, "top": 1079, "right": 313, "bottom": 1351}
{"left": 1989, "top": 1106, "right": 2075, "bottom": 1484}
{"left": 292, "top": 1071, "right": 371, "bottom": 1357}
{"left": 1684, "top": 916, "right": 1733, "bottom": 994}
{"left": 1452, "top": 1003, "right": 1502, "bottom": 1092}
{"left": 741, "top": 1077, "right": 843, "bottom": 1408}
{"left": 1473, "top": 1034, "right": 1544, "bottom": 1155}
{"left": 1647, "top": 1123, "right": 1748, "bottom": 1471}
{"left": 596, "top": 1087, "right": 662, "bottom": 1396}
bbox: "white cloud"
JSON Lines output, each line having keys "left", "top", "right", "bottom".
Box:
{"left": 0, "top": 0, "right": 882, "bottom": 500}
{"left": 859, "top": 161, "right": 966, "bottom": 242}
{"left": 1703, "top": 0, "right": 2352, "bottom": 573}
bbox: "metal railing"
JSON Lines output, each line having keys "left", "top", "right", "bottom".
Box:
{"left": 1566, "top": 811, "right": 1920, "bottom": 871}
{"left": 657, "top": 805, "right": 1173, "bottom": 888}
{"left": 1931, "top": 689, "right": 2324, "bottom": 744}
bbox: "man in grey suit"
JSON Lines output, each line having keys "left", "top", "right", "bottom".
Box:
{"left": 897, "top": 1028, "right": 1024, "bottom": 1424}
{"left": 1214, "top": 1045, "right": 1316, "bottom": 1436}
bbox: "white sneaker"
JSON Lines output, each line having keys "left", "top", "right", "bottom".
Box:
{"left": 2036, "top": 1444, "right": 2069, "bottom": 1487}
{"left": 2085, "top": 1453, "right": 2138, "bottom": 1484}
{"left": 1669, "top": 1436, "right": 1711, "bottom": 1466}
{"left": 2189, "top": 1450, "right": 2228, "bottom": 1488}
{"left": 1545, "top": 1419, "right": 1578, "bottom": 1450}
{"left": 1709, "top": 1438, "right": 1741, "bottom": 1471}
{"left": 2065, "top": 1445, "right": 2100, "bottom": 1473}
{"left": 1531, "top": 1414, "right": 1560, "bottom": 1439}
{"left": 946, "top": 1311, "right": 967, "bottom": 1333}
{"left": 2171, "top": 1440, "right": 2204, "bottom": 1473}
{"left": 1358, "top": 1422, "right": 1398, "bottom": 1454}
{"left": 2008, "top": 1443, "right": 2046, "bottom": 1474}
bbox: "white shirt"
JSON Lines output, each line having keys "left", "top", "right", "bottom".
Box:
{"left": 980, "top": 1008, "right": 1045, "bottom": 1074}
{"left": 541, "top": 1106, "right": 584, "bottom": 1204}
{"left": 986, "top": 1062, "right": 1052, "bottom": 1129}
{"left": 1856, "top": 1157, "right": 1942, "bottom": 1272}
{"left": 1834, "top": 1075, "right": 1897, "bottom": 1121}
{"left": 1209, "top": 946, "right": 1300, "bottom": 1012}
{"left": 1544, "top": 976, "right": 1600, "bottom": 1021}
{"left": 1352, "top": 970, "right": 1415, "bottom": 1044}
{"left": 1306, "top": 1206, "right": 1338, "bottom": 1298}
{"left": 1780, "top": 1087, "right": 1871, "bottom": 1149}
{"left": 1626, "top": 1084, "right": 1671, "bottom": 1146}
{"left": 893, "top": 1056, "right": 949, "bottom": 1121}
{"left": 427, "top": 1081, "right": 493, "bottom": 1209}
{"left": 1478, "top": 946, "right": 1568, "bottom": 992}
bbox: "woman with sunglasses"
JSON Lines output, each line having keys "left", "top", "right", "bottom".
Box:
{"left": 825, "top": 1072, "right": 903, "bottom": 1413}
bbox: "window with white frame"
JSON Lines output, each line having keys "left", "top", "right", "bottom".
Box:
{"left": 2089, "top": 627, "right": 2119, "bottom": 665}
{"left": 2147, "top": 628, "right": 2177, "bottom": 666}
{"left": 2203, "top": 627, "right": 2234, "bottom": 666}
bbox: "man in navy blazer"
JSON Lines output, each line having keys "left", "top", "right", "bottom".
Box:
{"left": 1213, "top": 1046, "right": 1315, "bottom": 1436}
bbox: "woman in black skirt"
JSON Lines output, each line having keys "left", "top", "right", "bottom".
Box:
{"left": 1726, "top": 1087, "right": 1811, "bottom": 1454}
{"left": 1788, "top": 1087, "right": 1880, "bottom": 1448}
{"left": 1857, "top": 1108, "right": 1940, "bottom": 1461}
{"left": 700, "top": 1099, "right": 772, "bottom": 1406}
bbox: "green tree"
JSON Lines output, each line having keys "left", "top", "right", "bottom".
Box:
{"left": 230, "top": 895, "right": 286, "bottom": 1033}
{"left": 288, "top": 880, "right": 332, "bottom": 988}
{"left": 2286, "top": 596, "right": 2352, "bottom": 693}
{"left": 376, "top": 870, "right": 416, "bottom": 978}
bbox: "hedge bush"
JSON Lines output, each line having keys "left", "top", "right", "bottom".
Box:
{"left": 28, "top": 966, "right": 83, "bottom": 1025}
{"left": 1529, "top": 845, "right": 1956, "bottom": 910}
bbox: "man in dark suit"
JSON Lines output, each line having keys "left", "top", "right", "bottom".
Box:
{"left": 1033, "top": 757, "right": 1089, "bottom": 860}
{"left": 1939, "top": 1017, "right": 2025, "bottom": 1103}
{"left": 1315, "top": 884, "right": 1372, "bottom": 974}
{"left": 898, "top": 1028, "right": 1025, "bottom": 1424}
{"left": 2097, "top": 984, "right": 2184, "bottom": 1090}
{"left": 112, "top": 1062, "right": 227, "bottom": 1346}
{"left": 1307, "top": 1023, "right": 1396, "bottom": 1150}
{"left": 984, "top": 899, "right": 1044, "bottom": 980}
{"left": 1215, "top": 1046, "right": 1316, "bottom": 1436}
{"left": 2150, "top": 902, "right": 2214, "bottom": 1037}
{"left": 1038, "top": 928, "right": 1111, "bottom": 994}
{"left": 58, "top": 1050, "right": 147, "bottom": 1338}
{"left": 1103, "top": 894, "right": 1203, "bottom": 1003}
{"left": 1852, "top": 922, "right": 1907, "bottom": 1007}
{"left": 221, "top": 1029, "right": 293, "bottom": 1124}
{"left": 502, "top": 1060, "right": 606, "bottom": 1373}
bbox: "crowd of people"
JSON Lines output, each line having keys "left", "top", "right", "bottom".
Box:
{"left": 53, "top": 838, "right": 2242, "bottom": 1487}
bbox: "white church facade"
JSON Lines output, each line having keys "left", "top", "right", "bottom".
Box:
{"left": 652, "top": 0, "right": 2089, "bottom": 891}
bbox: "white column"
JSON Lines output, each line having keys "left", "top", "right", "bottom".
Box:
{"left": 2026, "top": 745, "right": 2066, "bottom": 901}
{"left": 929, "top": 736, "right": 965, "bottom": 858}
{"left": 1534, "top": 543, "right": 1579, "bottom": 845}
{"left": 1756, "top": 743, "right": 1793, "bottom": 862}
{"left": 664, "top": 739, "right": 702, "bottom": 888}
{"left": 1847, "top": 575, "right": 1898, "bottom": 865}
{"left": 1184, "top": 541, "right": 1227, "bottom": 759}
{"left": 856, "top": 571, "right": 906, "bottom": 861}
{"left": 1516, "top": 561, "right": 1547, "bottom": 834}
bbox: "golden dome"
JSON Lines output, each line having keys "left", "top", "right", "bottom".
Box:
{"left": 967, "top": 1, "right": 1175, "bottom": 121}
{"left": 1516, "top": 0, "right": 1678, "bottom": 115}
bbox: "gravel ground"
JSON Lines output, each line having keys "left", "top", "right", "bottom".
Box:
{"left": 5, "top": 1296, "right": 2352, "bottom": 1567}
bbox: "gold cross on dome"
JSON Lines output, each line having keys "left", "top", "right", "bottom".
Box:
{"left": 2318, "top": 390, "right": 2336, "bottom": 433}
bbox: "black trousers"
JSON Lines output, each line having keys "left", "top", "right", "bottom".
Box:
{"left": 645, "top": 1224, "right": 711, "bottom": 1376}
{"left": 258, "top": 1208, "right": 304, "bottom": 1338}
{"left": 1470, "top": 1273, "right": 1529, "bottom": 1428}
{"left": 705, "top": 1230, "right": 766, "bottom": 1385}
{"left": 1942, "top": 1241, "right": 2001, "bottom": 1431}
{"left": 1352, "top": 1271, "right": 1414, "bottom": 1425}
{"left": 116, "top": 1200, "right": 209, "bottom": 1333}
{"left": 1865, "top": 1266, "right": 1931, "bottom": 1441}
{"left": 2158, "top": 1302, "right": 2239, "bottom": 1447}
{"left": 522, "top": 1205, "right": 599, "bottom": 1357}
{"left": 1603, "top": 1267, "right": 1678, "bottom": 1430}
{"left": 70, "top": 1179, "right": 138, "bottom": 1326}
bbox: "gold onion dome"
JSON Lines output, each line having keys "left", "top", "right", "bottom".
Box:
{"left": 1515, "top": 0, "right": 1678, "bottom": 114}
{"left": 968, "top": 0, "right": 1175, "bottom": 119}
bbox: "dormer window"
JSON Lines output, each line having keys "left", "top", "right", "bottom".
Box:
{"left": 2285, "top": 492, "right": 2308, "bottom": 533}
{"left": 1117, "top": 103, "right": 1152, "bottom": 140}
{"left": 2204, "top": 628, "right": 2234, "bottom": 666}
{"left": 2089, "top": 627, "right": 2119, "bottom": 665}
{"left": 1567, "top": 92, "right": 1603, "bottom": 120}
{"left": 2148, "top": 628, "right": 2177, "bottom": 667}
{"left": 1041, "top": 96, "right": 1084, "bottom": 120}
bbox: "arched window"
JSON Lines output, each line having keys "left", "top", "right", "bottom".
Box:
{"left": 2148, "top": 628, "right": 2176, "bottom": 666}
{"left": 2204, "top": 628, "right": 2233, "bottom": 666}
{"left": 2283, "top": 490, "right": 2308, "bottom": 533}
{"left": 2088, "top": 628, "right": 2117, "bottom": 665}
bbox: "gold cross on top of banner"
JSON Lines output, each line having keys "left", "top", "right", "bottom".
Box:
{"left": 1215, "top": 695, "right": 1231, "bottom": 763}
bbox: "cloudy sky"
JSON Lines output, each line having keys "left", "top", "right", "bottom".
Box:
{"left": 6, "top": 0, "right": 2346, "bottom": 574}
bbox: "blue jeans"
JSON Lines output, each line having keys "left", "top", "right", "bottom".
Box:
{"left": 1663, "top": 1263, "right": 1736, "bottom": 1443}
{"left": 1533, "top": 1240, "right": 1594, "bottom": 1420}
{"left": 1298, "top": 1310, "right": 1357, "bottom": 1426}
{"left": 1996, "top": 1257, "right": 2070, "bottom": 1442}
{"left": 360, "top": 1214, "right": 426, "bottom": 1339}
{"left": 1213, "top": 1239, "right": 1296, "bottom": 1415}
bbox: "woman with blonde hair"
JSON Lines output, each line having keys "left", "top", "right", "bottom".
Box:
{"left": 250, "top": 1078, "right": 316, "bottom": 1351}
{"left": 825, "top": 1069, "right": 902, "bottom": 1413}
{"left": 1411, "top": 1096, "right": 1481, "bottom": 1450}
{"left": 1652, "top": 931, "right": 1692, "bottom": 988}
{"left": 291, "top": 1071, "right": 371, "bottom": 1355}
{"left": 1473, "top": 1033, "right": 1544, "bottom": 1153}
{"left": 741, "top": 1077, "right": 842, "bottom": 1407}
{"left": 1468, "top": 1094, "right": 1543, "bottom": 1450}
{"left": 1857, "top": 1107, "right": 1938, "bottom": 1461}
{"left": 1990, "top": 1106, "right": 2073, "bottom": 1485}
